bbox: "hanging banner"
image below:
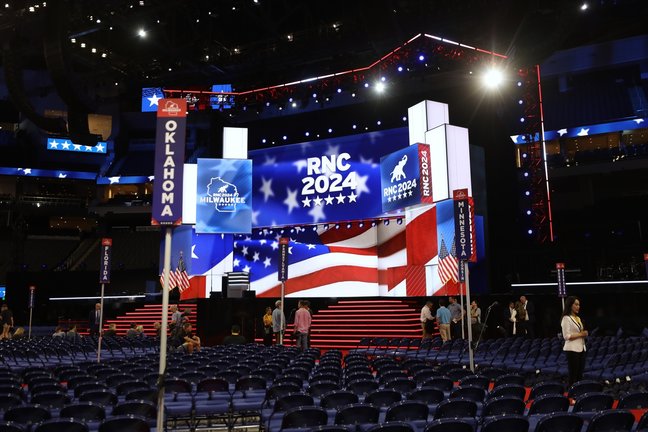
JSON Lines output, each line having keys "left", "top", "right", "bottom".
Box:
{"left": 195, "top": 158, "right": 253, "bottom": 234}
{"left": 152, "top": 99, "right": 187, "bottom": 226}
{"left": 278, "top": 237, "right": 289, "bottom": 281}
{"left": 453, "top": 189, "right": 477, "bottom": 262}
{"left": 380, "top": 143, "right": 434, "bottom": 213}
{"left": 556, "top": 262, "right": 566, "bottom": 298}
{"left": 99, "top": 238, "right": 112, "bottom": 284}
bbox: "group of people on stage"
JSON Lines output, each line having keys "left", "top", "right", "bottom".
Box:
{"left": 420, "top": 296, "right": 484, "bottom": 342}
{"left": 505, "top": 295, "right": 536, "bottom": 338}
{"left": 0, "top": 304, "right": 19, "bottom": 340}
{"left": 263, "top": 299, "right": 312, "bottom": 351}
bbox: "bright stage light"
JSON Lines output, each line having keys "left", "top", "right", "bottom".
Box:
{"left": 137, "top": 28, "right": 147, "bottom": 38}
{"left": 482, "top": 67, "right": 504, "bottom": 89}
{"left": 375, "top": 82, "right": 385, "bottom": 93}
{"left": 527, "top": 229, "right": 533, "bottom": 235}
{"left": 580, "top": 2, "right": 589, "bottom": 11}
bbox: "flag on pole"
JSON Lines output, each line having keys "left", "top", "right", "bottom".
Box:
{"left": 159, "top": 252, "right": 190, "bottom": 292}
{"left": 438, "top": 237, "right": 459, "bottom": 284}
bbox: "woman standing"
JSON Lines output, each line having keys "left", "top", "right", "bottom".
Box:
{"left": 561, "top": 296, "right": 588, "bottom": 385}
{"left": 262, "top": 306, "right": 273, "bottom": 346}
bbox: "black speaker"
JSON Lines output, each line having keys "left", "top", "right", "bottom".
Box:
{"left": 210, "top": 291, "right": 223, "bottom": 299}
{"left": 243, "top": 290, "right": 256, "bottom": 299}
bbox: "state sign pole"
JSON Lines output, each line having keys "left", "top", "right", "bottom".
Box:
{"left": 464, "top": 261, "right": 475, "bottom": 372}
{"left": 97, "top": 238, "right": 112, "bottom": 363}
{"left": 151, "top": 99, "right": 187, "bottom": 432}
{"left": 27, "top": 286, "right": 35, "bottom": 340}
{"left": 278, "top": 237, "right": 289, "bottom": 345}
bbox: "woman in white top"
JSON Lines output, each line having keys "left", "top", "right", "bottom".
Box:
{"left": 561, "top": 296, "right": 588, "bottom": 385}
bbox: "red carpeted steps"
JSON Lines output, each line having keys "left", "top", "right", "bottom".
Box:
{"left": 103, "top": 303, "right": 197, "bottom": 337}
{"left": 256, "top": 299, "right": 425, "bottom": 350}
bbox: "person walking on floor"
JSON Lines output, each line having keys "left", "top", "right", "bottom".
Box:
{"left": 420, "top": 301, "right": 435, "bottom": 339}
{"left": 272, "top": 300, "right": 286, "bottom": 344}
{"left": 262, "top": 306, "right": 273, "bottom": 346}
{"left": 436, "top": 299, "right": 452, "bottom": 342}
{"left": 293, "top": 300, "right": 312, "bottom": 351}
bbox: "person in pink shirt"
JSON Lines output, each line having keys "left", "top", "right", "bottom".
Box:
{"left": 293, "top": 300, "right": 312, "bottom": 351}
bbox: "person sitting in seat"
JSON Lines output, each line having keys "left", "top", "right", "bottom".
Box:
{"left": 65, "top": 325, "right": 81, "bottom": 342}
{"left": 126, "top": 323, "right": 139, "bottom": 338}
{"left": 52, "top": 326, "right": 65, "bottom": 337}
{"left": 223, "top": 325, "right": 246, "bottom": 345}
{"left": 103, "top": 323, "right": 118, "bottom": 338}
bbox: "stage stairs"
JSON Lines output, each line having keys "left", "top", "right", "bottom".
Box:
{"left": 255, "top": 299, "right": 426, "bottom": 350}
{"left": 102, "top": 303, "right": 197, "bottom": 337}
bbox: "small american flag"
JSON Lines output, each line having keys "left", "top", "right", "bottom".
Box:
{"left": 160, "top": 253, "right": 191, "bottom": 292}
{"left": 438, "top": 237, "right": 459, "bottom": 284}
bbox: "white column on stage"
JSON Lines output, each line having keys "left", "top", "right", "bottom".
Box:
{"left": 223, "top": 127, "right": 248, "bottom": 159}
{"left": 407, "top": 100, "right": 473, "bottom": 295}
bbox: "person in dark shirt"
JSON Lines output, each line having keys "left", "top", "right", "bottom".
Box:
{"left": 103, "top": 323, "right": 118, "bottom": 338}
{"left": 126, "top": 323, "right": 139, "bottom": 338}
{"left": 1, "top": 305, "right": 13, "bottom": 340}
{"left": 223, "top": 325, "right": 246, "bottom": 345}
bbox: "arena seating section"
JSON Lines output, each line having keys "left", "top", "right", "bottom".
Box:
{"left": 0, "top": 334, "right": 648, "bottom": 431}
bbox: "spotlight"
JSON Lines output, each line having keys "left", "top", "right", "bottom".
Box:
{"left": 351, "top": 93, "right": 356, "bottom": 98}
{"left": 523, "top": 172, "right": 529, "bottom": 177}
{"left": 328, "top": 128, "right": 333, "bottom": 133}
{"left": 525, "top": 191, "right": 530, "bottom": 196}
{"left": 305, "top": 132, "right": 310, "bottom": 137}
{"left": 517, "top": 81, "right": 522, "bottom": 87}
{"left": 520, "top": 117, "right": 525, "bottom": 123}
{"left": 261, "top": 138, "right": 266, "bottom": 143}
{"left": 380, "top": 76, "right": 386, "bottom": 82}
{"left": 397, "top": 66, "right": 403, "bottom": 72}
{"left": 336, "top": 88, "right": 342, "bottom": 93}
{"left": 352, "top": 124, "right": 357, "bottom": 129}
{"left": 312, "top": 93, "right": 317, "bottom": 98}
{"left": 522, "top": 153, "right": 527, "bottom": 158}
{"left": 518, "top": 99, "right": 524, "bottom": 105}
{"left": 482, "top": 67, "right": 504, "bottom": 89}
{"left": 527, "top": 229, "right": 533, "bottom": 235}
{"left": 402, "top": 116, "right": 407, "bottom": 121}
{"left": 291, "top": 102, "right": 297, "bottom": 108}
{"left": 282, "top": 135, "right": 287, "bottom": 140}
{"left": 580, "top": 2, "right": 588, "bottom": 11}
{"left": 376, "top": 121, "right": 382, "bottom": 126}
{"left": 526, "top": 210, "right": 532, "bottom": 215}
{"left": 375, "top": 82, "right": 385, "bottom": 93}
{"left": 364, "top": 83, "right": 369, "bottom": 88}
{"left": 418, "top": 55, "right": 425, "bottom": 61}
{"left": 137, "top": 28, "right": 147, "bottom": 38}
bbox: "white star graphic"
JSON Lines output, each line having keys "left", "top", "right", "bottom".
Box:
{"left": 95, "top": 143, "right": 105, "bottom": 152}
{"left": 242, "top": 265, "right": 251, "bottom": 273}
{"left": 61, "top": 141, "right": 71, "bottom": 150}
{"left": 148, "top": 176, "right": 155, "bottom": 182}
{"left": 510, "top": 135, "right": 520, "bottom": 144}
{"left": 283, "top": 188, "right": 300, "bottom": 214}
{"left": 58, "top": 173, "right": 67, "bottom": 178}
{"left": 244, "top": 236, "right": 251, "bottom": 242}
{"left": 576, "top": 128, "right": 589, "bottom": 136}
{"left": 301, "top": 196, "right": 312, "bottom": 207}
{"left": 191, "top": 245, "right": 199, "bottom": 259}
{"left": 263, "top": 257, "right": 272, "bottom": 268}
{"left": 308, "top": 205, "right": 326, "bottom": 223}
{"left": 354, "top": 173, "right": 370, "bottom": 197}
{"left": 259, "top": 177, "right": 275, "bottom": 202}
{"left": 241, "top": 246, "right": 249, "bottom": 256}
{"left": 49, "top": 140, "right": 59, "bottom": 149}
{"left": 108, "top": 176, "right": 121, "bottom": 184}
{"left": 359, "top": 155, "right": 374, "bottom": 165}
{"left": 73, "top": 144, "right": 81, "bottom": 150}
{"left": 306, "top": 244, "right": 316, "bottom": 250}
{"left": 262, "top": 155, "right": 277, "bottom": 166}
{"left": 557, "top": 129, "right": 568, "bottom": 136}
{"left": 325, "top": 144, "right": 340, "bottom": 157}
{"left": 147, "top": 93, "right": 162, "bottom": 107}
{"left": 233, "top": 258, "right": 240, "bottom": 268}
{"left": 408, "top": 190, "right": 413, "bottom": 196}
{"left": 23, "top": 168, "right": 32, "bottom": 175}
{"left": 313, "top": 196, "right": 323, "bottom": 206}
{"left": 84, "top": 146, "right": 92, "bottom": 151}
{"left": 336, "top": 193, "right": 346, "bottom": 204}
{"left": 270, "top": 241, "right": 279, "bottom": 250}
{"left": 251, "top": 210, "right": 260, "bottom": 225}
{"left": 252, "top": 252, "right": 260, "bottom": 262}
{"left": 324, "top": 195, "right": 334, "bottom": 205}
{"left": 293, "top": 160, "right": 308, "bottom": 173}
{"left": 633, "top": 119, "right": 644, "bottom": 124}
{"left": 348, "top": 191, "right": 358, "bottom": 202}
{"left": 259, "top": 239, "right": 267, "bottom": 245}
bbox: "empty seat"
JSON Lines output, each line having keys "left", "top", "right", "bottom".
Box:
{"left": 585, "top": 409, "right": 635, "bottom": 432}
{"left": 573, "top": 392, "right": 614, "bottom": 412}
{"left": 481, "top": 414, "right": 528, "bottom": 432}
{"left": 97, "top": 415, "right": 149, "bottom": 432}
{"left": 535, "top": 412, "right": 584, "bottom": 432}
{"left": 281, "top": 406, "right": 329, "bottom": 429}
{"left": 433, "top": 399, "right": 477, "bottom": 419}
{"left": 528, "top": 394, "right": 569, "bottom": 415}
{"left": 335, "top": 403, "right": 380, "bottom": 426}
{"left": 567, "top": 380, "right": 603, "bottom": 399}
{"left": 481, "top": 396, "right": 525, "bottom": 417}
{"left": 33, "top": 419, "right": 88, "bottom": 432}
{"left": 424, "top": 418, "right": 474, "bottom": 432}
{"left": 366, "top": 422, "right": 414, "bottom": 432}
